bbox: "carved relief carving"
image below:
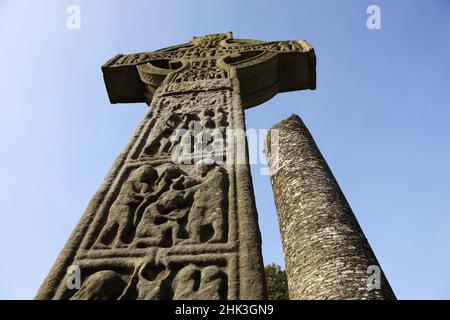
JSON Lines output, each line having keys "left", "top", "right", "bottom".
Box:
{"left": 93, "top": 165, "right": 157, "bottom": 248}
{"left": 172, "top": 264, "right": 227, "bottom": 300}
{"left": 68, "top": 258, "right": 228, "bottom": 300}
{"left": 107, "top": 33, "right": 312, "bottom": 68}
{"left": 92, "top": 161, "right": 228, "bottom": 250}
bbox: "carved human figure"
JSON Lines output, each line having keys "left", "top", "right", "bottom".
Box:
{"left": 70, "top": 270, "right": 127, "bottom": 300}
{"left": 215, "top": 108, "right": 228, "bottom": 127}
{"left": 132, "top": 161, "right": 228, "bottom": 247}
{"left": 142, "top": 114, "right": 180, "bottom": 156}
{"left": 201, "top": 109, "right": 216, "bottom": 129}
{"left": 132, "top": 164, "right": 186, "bottom": 228}
{"left": 194, "top": 111, "right": 216, "bottom": 156}
{"left": 173, "top": 120, "right": 198, "bottom": 164}
{"left": 144, "top": 113, "right": 201, "bottom": 156}
{"left": 159, "top": 113, "right": 199, "bottom": 154}
{"left": 184, "top": 161, "right": 228, "bottom": 244}
{"left": 172, "top": 264, "right": 227, "bottom": 300}
{"left": 156, "top": 117, "right": 181, "bottom": 154}
{"left": 132, "top": 165, "right": 198, "bottom": 247}
{"left": 181, "top": 120, "right": 195, "bottom": 149}
{"left": 93, "top": 166, "right": 157, "bottom": 248}
{"left": 118, "top": 256, "right": 170, "bottom": 300}
{"left": 134, "top": 262, "right": 170, "bottom": 300}
{"left": 37, "top": 33, "right": 318, "bottom": 300}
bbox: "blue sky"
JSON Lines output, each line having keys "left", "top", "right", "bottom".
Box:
{"left": 1, "top": 0, "right": 449, "bottom": 299}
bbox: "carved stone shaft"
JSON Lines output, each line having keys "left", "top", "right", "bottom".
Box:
{"left": 265, "top": 114, "right": 395, "bottom": 300}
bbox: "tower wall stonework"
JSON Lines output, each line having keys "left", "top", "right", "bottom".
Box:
{"left": 265, "top": 114, "right": 396, "bottom": 300}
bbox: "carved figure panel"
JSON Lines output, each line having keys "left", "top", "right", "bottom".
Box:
{"left": 138, "top": 92, "right": 231, "bottom": 161}
{"left": 68, "top": 258, "right": 228, "bottom": 300}
{"left": 91, "top": 161, "right": 229, "bottom": 250}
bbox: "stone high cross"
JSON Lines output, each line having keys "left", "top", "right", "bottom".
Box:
{"left": 36, "top": 32, "right": 316, "bottom": 300}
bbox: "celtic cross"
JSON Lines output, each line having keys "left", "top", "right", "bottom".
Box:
{"left": 36, "top": 32, "right": 316, "bottom": 300}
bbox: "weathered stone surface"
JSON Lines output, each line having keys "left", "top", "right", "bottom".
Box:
{"left": 35, "top": 33, "right": 316, "bottom": 300}
{"left": 265, "top": 114, "right": 396, "bottom": 300}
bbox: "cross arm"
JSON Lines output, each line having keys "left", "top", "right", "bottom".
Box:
{"left": 101, "top": 51, "right": 166, "bottom": 104}
{"left": 221, "top": 40, "right": 316, "bottom": 108}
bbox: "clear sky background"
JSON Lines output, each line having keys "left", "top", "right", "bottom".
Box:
{"left": 1, "top": 0, "right": 449, "bottom": 299}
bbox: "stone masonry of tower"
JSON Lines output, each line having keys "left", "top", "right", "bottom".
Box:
{"left": 265, "top": 115, "right": 396, "bottom": 299}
